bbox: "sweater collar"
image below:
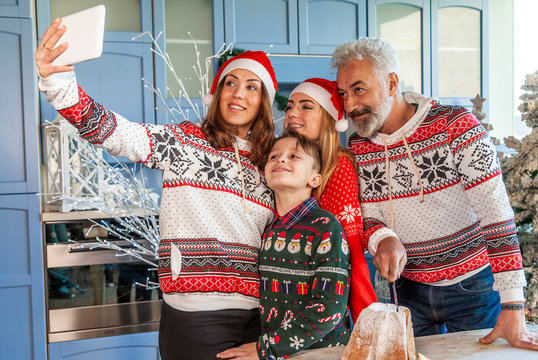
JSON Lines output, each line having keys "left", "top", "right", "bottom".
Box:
{"left": 368, "top": 92, "right": 434, "bottom": 146}
{"left": 272, "top": 197, "right": 318, "bottom": 229}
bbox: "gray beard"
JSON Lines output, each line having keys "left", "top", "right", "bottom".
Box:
{"left": 352, "top": 94, "right": 393, "bottom": 138}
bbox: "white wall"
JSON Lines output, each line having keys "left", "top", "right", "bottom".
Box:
{"left": 489, "top": 0, "right": 514, "bottom": 139}
{"left": 513, "top": 0, "right": 538, "bottom": 139}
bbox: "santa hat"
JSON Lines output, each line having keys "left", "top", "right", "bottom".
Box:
{"left": 290, "top": 78, "right": 348, "bottom": 132}
{"left": 203, "top": 50, "right": 277, "bottom": 106}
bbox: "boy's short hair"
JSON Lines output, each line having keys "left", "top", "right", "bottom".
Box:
{"left": 275, "top": 128, "right": 322, "bottom": 172}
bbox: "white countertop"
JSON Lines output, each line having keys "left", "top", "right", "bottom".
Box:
{"left": 288, "top": 324, "right": 538, "bottom": 360}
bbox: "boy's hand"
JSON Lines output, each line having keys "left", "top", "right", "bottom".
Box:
{"left": 373, "top": 236, "right": 407, "bottom": 282}
{"left": 216, "top": 342, "right": 258, "bottom": 360}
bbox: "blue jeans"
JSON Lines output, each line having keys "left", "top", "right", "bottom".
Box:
{"left": 394, "top": 267, "right": 500, "bottom": 336}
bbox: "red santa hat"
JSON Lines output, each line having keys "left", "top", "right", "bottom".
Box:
{"left": 290, "top": 78, "right": 348, "bottom": 132}
{"left": 203, "top": 50, "right": 277, "bottom": 107}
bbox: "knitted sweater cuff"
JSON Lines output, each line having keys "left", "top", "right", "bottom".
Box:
{"left": 367, "top": 227, "right": 399, "bottom": 256}
{"left": 38, "top": 70, "right": 75, "bottom": 92}
{"left": 499, "top": 288, "right": 525, "bottom": 303}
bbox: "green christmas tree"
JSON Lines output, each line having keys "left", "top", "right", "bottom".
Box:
{"left": 502, "top": 71, "right": 538, "bottom": 233}
{"left": 502, "top": 71, "right": 538, "bottom": 320}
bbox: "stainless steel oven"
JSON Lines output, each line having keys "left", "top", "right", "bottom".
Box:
{"left": 43, "top": 211, "right": 161, "bottom": 342}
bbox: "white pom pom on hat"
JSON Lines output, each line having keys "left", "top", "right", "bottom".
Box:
{"left": 204, "top": 50, "right": 277, "bottom": 107}
{"left": 289, "top": 78, "right": 348, "bottom": 132}
{"left": 203, "top": 94, "right": 213, "bottom": 107}
{"left": 335, "top": 118, "right": 349, "bottom": 132}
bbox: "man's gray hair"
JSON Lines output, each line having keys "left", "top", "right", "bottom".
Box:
{"left": 331, "top": 38, "right": 400, "bottom": 83}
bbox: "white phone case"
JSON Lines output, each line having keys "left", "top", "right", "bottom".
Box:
{"left": 52, "top": 5, "right": 106, "bottom": 66}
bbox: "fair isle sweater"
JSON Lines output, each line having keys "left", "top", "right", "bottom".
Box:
{"left": 348, "top": 92, "right": 526, "bottom": 303}
{"left": 319, "top": 155, "right": 376, "bottom": 321}
{"left": 40, "top": 72, "right": 274, "bottom": 312}
{"left": 257, "top": 198, "right": 350, "bottom": 360}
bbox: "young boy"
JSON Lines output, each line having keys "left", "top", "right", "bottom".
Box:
{"left": 217, "top": 129, "right": 350, "bottom": 359}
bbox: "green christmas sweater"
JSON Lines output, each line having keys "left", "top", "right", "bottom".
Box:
{"left": 256, "top": 197, "right": 350, "bottom": 359}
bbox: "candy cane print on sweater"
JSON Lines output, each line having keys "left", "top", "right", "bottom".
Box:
{"left": 318, "top": 312, "right": 342, "bottom": 325}
{"left": 267, "top": 307, "right": 279, "bottom": 322}
{"left": 305, "top": 303, "right": 326, "bottom": 312}
{"left": 281, "top": 310, "right": 294, "bottom": 326}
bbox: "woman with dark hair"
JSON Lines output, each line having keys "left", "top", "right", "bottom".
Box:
{"left": 36, "top": 19, "right": 277, "bottom": 360}
{"left": 284, "top": 78, "right": 377, "bottom": 322}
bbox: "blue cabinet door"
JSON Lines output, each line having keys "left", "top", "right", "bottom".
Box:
{"left": 0, "top": 194, "right": 46, "bottom": 360}
{"left": 0, "top": 18, "right": 40, "bottom": 194}
{"left": 48, "top": 332, "right": 160, "bottom": 360}
{"left": 0, "top": 0, "right": 31, "bottom": 18}
{"left": 298, "top": 0, "right": 367, "bottom": 54}
{"left": 222, "top": 0, "right": 298, "bottom": 53}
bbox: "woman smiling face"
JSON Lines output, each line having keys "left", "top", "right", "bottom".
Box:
{"left": 219, "top": 68, "right": 263, "bottom": 139}
{"left": 284, "top": 92, "right": 324, "bottom": 141}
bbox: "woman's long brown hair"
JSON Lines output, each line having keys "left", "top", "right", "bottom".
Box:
{"left": 313, "top": 108, "right": 356, "bottom": 200}
{"left": 201, "top": 77, "right": 275, "bottom": 168}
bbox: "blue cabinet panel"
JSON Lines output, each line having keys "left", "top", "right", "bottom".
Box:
{"left": 224, "top": 0, "right": 298, "bottom": 53}
{"left": 49, "top": 331, "right": 160, "bottom": 360}
{"left": 0, "top": 201, "right": 30, "bottom": 276}
{"left": 0, "top": 18, "right": 40, "bottom": 194}
{"left": 0, "top": 286, "right": 33, "bottom": 359}
{"left": 298, "top": 0, "right": 367, "bottom": 54}
{"left": 0, "top": 194, "right": 46, "bottom": 360}
{"left": 0, "top": 0, "right": 30, "bottom": 18}
{"left": 270, "top": 55, "right": 334, "bottom": 84}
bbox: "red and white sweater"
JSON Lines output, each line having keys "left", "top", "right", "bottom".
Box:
{"left": 318, "top": 155, "right": 376, "bottom": 321}
{"left": 348, "top": 92, "right": 526, "bottom": 303}
{"left": 40, "top": 72, "right": 274, "bottom": 312}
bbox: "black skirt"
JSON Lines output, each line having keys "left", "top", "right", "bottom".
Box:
{"left": 159, "top": 301, "right": 260, "bottom": 360}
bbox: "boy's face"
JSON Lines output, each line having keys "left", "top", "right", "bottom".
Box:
{"left": 265, "top": 137, "right": 321, "bottom": 192}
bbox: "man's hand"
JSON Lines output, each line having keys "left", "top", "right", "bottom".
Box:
{"left": 373, "top": 236, "right": 407, "bottom": 283}
{"left": 479, "top": 303, "right": 538, "bottom": 350}
{"left": 216, "top": 342, "right": 258, "bottom": 360}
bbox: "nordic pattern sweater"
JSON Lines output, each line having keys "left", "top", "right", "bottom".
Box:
{"left": 40, "top": 72, "right": 274, "bottom": 312}
{"left": 348, "top": 92, "right": 526, "bottom": 303}
{"left": 257, "top": 198, "right": 350, "bottom": 360}
{"left": 319, "top": 155, "right": 376, "bottom": 321}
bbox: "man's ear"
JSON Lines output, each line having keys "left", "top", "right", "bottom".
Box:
{"left": 388, "top": 72, "right": 399, "bottom": 96}
{"left": 308, "top": 173, "right": 322, "bottom": 189}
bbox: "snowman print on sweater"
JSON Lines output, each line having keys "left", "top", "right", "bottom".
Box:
{"left": 316, "top": 232, "right": 332, "bottom": 254}
{"left": 274, "top": 231, "right": 286, "bottom": 252}
{"left": 264, "top": 230, "right": 273, "bottom": 251}
{"left": 287, "top": 233, "right": 301, "bottom": 254}
{"left": 341, "top": 237, "right": 349, "bottom": 255}
{"left": 304, "top": 235, "right": 313, "bottom": 256}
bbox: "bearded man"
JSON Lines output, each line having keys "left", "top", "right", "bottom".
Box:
{"left": 332, "top": 38, "right": 537, "bottom": 350}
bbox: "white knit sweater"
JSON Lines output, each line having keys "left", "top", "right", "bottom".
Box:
{"left": 349, "top": 92, "right": 526, "bottom": 303}
{"left": 40, "top": 72, "right": 274, "bottom": 311}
